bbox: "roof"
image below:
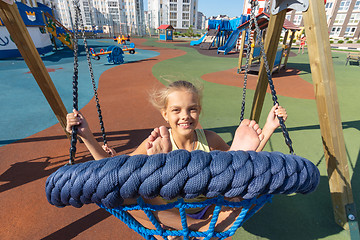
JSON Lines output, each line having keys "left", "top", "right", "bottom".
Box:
{"left": 157, "top": 24, "right": 175, "bottom": 30}
{"left": 238, "top": 12, "right": 301, "bottom": 31}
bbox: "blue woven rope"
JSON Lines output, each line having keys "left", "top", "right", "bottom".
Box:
{"left": 99, "top": 195, "right": 272, "bottom": 240}
{"left": 46, "top": 150, "right": 319, "bottom": 239}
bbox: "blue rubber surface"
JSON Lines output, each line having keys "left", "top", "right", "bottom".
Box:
{"left": 0, "top": 39, "right": 159, "bottom": 146}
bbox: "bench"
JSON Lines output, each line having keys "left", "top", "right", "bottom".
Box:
{"left": 345, "top": 53, "right": 360, "bottom": 66}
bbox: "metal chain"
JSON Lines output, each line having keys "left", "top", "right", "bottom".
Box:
{"left": 240, "top": 24, "right": 254, "bottom": 122}
{"left": 69, "top": 0, "right": 80, "bottom": 165}
{"left": 76, "top": 3, "right": 108, "bottom": 147}
{"left": 248, "top": 0, "right": 294, "bottom": 154}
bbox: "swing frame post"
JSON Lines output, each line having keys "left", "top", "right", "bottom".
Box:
{"left": 302, "top": 0, "right": 359, "bottom": 234}
{"left": 250, "top": 9, "right": 287, "bottom": 122}
{"left": 0, "top": 1, "right": 69, "bottom": 137}
{"left": 248, "top": 0, "right": 359, "bottom": 235}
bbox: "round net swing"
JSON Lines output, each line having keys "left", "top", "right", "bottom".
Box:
{"left": 46, "top": 150, "right": 320, "bottom": 240}
{"left": 46, "top": 1, "right": 320, "bottom": 239}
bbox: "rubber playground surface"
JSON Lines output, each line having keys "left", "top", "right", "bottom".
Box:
{"left": 1, "top": 37, "right": 360, "bottom": 239}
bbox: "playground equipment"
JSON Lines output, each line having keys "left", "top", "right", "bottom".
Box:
{"left": 157, "top": 24, "right": 174, "bottom": 41}
{"left": 237, "top": 12, "right": 300, "bottom": 73}
{"left": 199, "top": 16, "right": 248, "bottom": 51}
{"left": 44, "top": 12, "right": 73, "bottom": 49}
{"left": 115, "top": 34, "right": 130, "bottom": 44}
{"left": 190, "top": 32, "right": 207, "bottom": 46}
{"left": 89, "top": 45, "right": 124, "bottom": 64}
{"left": 1, "top": 0, "right": 359, "bottom": 238}
{"left": 120, "top": 42, "right": 136, "bottom": 54}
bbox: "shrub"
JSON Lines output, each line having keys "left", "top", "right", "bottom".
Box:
{"left": 347, "top": 40, "right": 353, "bottom": 43}
{"left": 330, "top": 40, "right": 334, "bottom": 44}
{"left": 357, "top": 40, "right": 360, "bottom": 43}
{"left": 345, "top": 37, "right": 349, "bottom": 40}
{"left": 337, "top": 40, "right": 344, "bottom": 43}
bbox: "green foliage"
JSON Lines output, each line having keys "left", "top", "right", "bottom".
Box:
{"left": 330, "top": 40, "right": 334, "bottom": 44}
{"left": 185, "top": 25, "right": 195, "bottom": 37}
{"left": 347, "top": 40, "right": 353, "bottom": 43}
{"left": 337, "top": 40, "right": 344, "bottom": 43}
{"left": 357, "top": 40, "right": 360, "bottom": 43}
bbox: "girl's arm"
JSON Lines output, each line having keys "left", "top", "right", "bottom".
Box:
{"left": 66, "top": 110, "right": 112, "bottom": 160}
{"left": 256, "top": 104, "right": 287, "bottom": 151}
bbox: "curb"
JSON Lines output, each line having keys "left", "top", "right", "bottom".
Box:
{"left": 331, "top": 46, "right": 360, "bottom": 50}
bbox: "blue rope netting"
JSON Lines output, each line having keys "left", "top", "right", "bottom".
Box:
{"left": 46, "top": 150, "right": 320, "bottom": 239}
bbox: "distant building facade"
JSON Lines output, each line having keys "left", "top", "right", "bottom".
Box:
{"left": 242, "top": 0, "right": 360, "bottom": 39}
{"left": 47, "top": 0, "right": 145, "bottom": 36}
{"left": 148, "top": 0, "right": 198, "bottom": 32}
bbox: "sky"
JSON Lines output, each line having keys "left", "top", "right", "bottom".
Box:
{"left": 143, "top": 0, "right": 245, "bottom": 18}
{"left": 197, "top": 0, "right": 244, "bottom": 18}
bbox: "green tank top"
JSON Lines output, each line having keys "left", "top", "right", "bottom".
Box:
{"left": 169, "top": 129, "right": 210, "bottom": 152}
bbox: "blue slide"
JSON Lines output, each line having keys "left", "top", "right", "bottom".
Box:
{"left": 190, "top": 32, "right": 207, "bottom": 46}
{"left": 217, "top": 28, "right": 241, "bottom": 55}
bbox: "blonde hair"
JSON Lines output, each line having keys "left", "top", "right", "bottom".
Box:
{"left": 149, "top": 80, "right": 203, "bottom": 111}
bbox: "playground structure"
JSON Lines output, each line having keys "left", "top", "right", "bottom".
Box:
{"left": 191, "top": 16, "right": 248, "bottom": 53}
{"left": 114, "top": 34, "right": 130, "bottom": 44}
{"left": 0, "top": 0, "right": 359, "bottom": 239}
{"left": 0, "top": 1, "right": 53, "bottom": 58}
{"left": 44, "top": 11, "right": 73, "bottom": 49}
{"left": 89, "top": 45, "right": 124, "bottom": 64}
{"left": 237, "top": 12, "right": 301, "bottom": 73}
{"left": 157, "top": 24, "right": 174, "bottom": 41}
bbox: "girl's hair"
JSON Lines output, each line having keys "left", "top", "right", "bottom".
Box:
{"left": 149, "top": 80, "right": 203, "bottom": 110}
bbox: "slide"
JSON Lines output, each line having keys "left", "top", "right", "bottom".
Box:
{"left": 217, "top": 28, "right": 241, "bottom": 55}
{"left": 199, "top": 29, "right": 219, "bottom": 50}
{"left": 190, "top": 32, "right": 207, "bottom": 46}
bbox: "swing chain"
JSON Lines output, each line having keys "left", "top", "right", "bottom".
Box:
{"left": 240, "top": 21, "right": 254, "bottom": 122}
{"left": 248, "top": 0, "right": 294, "bottom": 154}
{"left": 76, "top": 3, "right": 108, "bottom": 147}
{"left": 69, "top": 0, "right": 80, "bottom": 164}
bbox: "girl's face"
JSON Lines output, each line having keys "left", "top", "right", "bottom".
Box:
{"left": 161, "top": 90, "right": 201, "bottom": 137}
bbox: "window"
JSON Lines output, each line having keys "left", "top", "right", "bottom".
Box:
{"left": 170, "top": 4, "right": 177, "bottom": 11}
{"left": 170, "top": 12, "right": 177, "bottom": 19}
{"left": 183, "top": 0, "right": 190, "bottom": 3}
{"left": 339, "top": 0, "right": 351, "bottom": 11}
{"left": 108, "top": 1, "right": 117, "bottom": 7}
{"left": 182, "top": 12, "right": 189, "bottom": 19}
{"left": 330, "top": 27, "right": 341, "bottom": 36}
{"left": 349, "top": 13, "right": 360, "bottom": 24}
{"left": 170, "top": 20, "right": 177, "bottom": 27}
{"left": 325, "top": 2, "right": 333, "bottom": 9}
{"left": 344, "top": 27, "right": 356, "bottom": 37}
{"left": 334, "top": 14, "right": 346, "bottom": 24}
{"left": 293, "top": 15, "right": 302, "bottom": 25}
{"left": 182, "top": 21, "right": 189, "bottom": 28}
{"left": 182, "top": 5, "right": 189, "bottom": 11}
{"left": 354, "top": 1, "right": 360, "bottom": 11}
{"left": 170, "top": 0, "right": 177, "bottom": 2}
{"left": 285, "top": 15, "right": 291, "bottom": 21}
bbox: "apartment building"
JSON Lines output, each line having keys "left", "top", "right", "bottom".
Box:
{"left": 48, "top": 0, "right": 145, "bottom": 36}
{"left": 242, "top": 0, "right": 360, "bottom": 39}
{"left": 148, "top": 0, "right": 198, "bottom": 32}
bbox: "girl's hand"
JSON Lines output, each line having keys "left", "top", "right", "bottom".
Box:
{"left": 265, "top": 104, "right": 287, "bottom": 130}
{"left": 102, "top": 144, "right": 116, "bottom": 157}
{"left": 66, "top": 109, "right": 90, "bottom": 137}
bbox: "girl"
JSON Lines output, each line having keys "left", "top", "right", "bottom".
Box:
{"left": 66, "top": 80, "right": 287, "bottom": 238}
